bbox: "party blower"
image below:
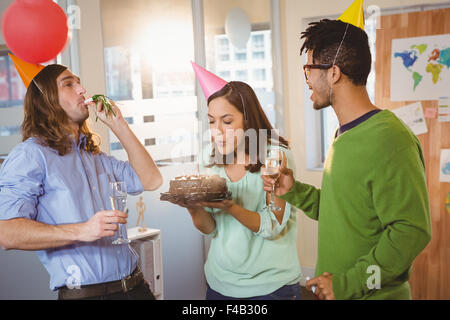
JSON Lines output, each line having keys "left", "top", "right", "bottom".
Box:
{"left": 84, "top": 95, "right": 117, "bottom": 121}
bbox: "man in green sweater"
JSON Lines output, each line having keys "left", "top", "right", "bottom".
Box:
{"left": 262, "top": 19, "right": 431, "bottom": 300}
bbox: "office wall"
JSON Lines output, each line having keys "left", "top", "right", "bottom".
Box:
{"left": 374, "top": 7, "right": 450, "bottom": 300}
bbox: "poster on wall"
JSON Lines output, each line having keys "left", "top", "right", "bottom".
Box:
{"left": 391, "top": 34, "right": 450, "bottom": 101}
{"left": 441, "top": 149, "right": 450, "bottom": 183}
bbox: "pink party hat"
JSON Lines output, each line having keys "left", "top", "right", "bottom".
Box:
{"left": 191, "top": 61, "right": 228, "bottom": 100}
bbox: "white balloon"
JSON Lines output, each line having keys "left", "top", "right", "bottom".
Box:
{"left": 225, "top": 7, "right": 251, "bottom": 50}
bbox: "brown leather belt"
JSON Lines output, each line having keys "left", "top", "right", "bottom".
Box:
{"left": 58, "top": 268, "right": 144, "bottom": 300}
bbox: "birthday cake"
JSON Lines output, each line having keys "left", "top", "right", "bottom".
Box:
{"left": 160, "top": 175, "right": 231, "bottom": 202}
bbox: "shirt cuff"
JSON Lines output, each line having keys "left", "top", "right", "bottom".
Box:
{"left": 199, "top": 226, "right": 218, "bottom": 238}
{"left": 278, "top": 181, "right": 302, "bottom": 203}
{"left": 0, "top": 196, "right": 38, "bottom": 221}
{"left": 254, "top": 205, "right": 279, "bottom": 239}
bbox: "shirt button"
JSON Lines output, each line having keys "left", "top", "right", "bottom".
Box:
{"left": 92, "top": 186, "right": 97, "bottom": 191}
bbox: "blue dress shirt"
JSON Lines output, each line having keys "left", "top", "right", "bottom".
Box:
{"left": 0, "top": 134, "right": 143, "bottom": 290}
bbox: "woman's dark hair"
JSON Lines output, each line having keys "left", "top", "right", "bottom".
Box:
{"left": 300, "top": 19, "right": 372, "bottom": 86}
{"left": 22, "top": 64, "right": 101, "bottom": 156}
{"left": 207, "top": 81, "right": 289, "bottom": 173}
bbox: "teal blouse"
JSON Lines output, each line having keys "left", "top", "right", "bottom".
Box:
{"left": 199, "top": 145, "right": 302, "bottom": 298}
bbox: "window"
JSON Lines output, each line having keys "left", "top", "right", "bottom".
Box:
{"left": 252, "top": 34, "right": 265, "bottom": 49}
{"left": 205, "top": 2, "right": 280, "bottom": 129}
{"left": 100, "top": 0, "right": 198, "bottom": 166}
{"left": 0, "top": 125, "right": 21, "bottom": 136}
{"left": 145, "top": 138, "right": 156, "bottom": 146}
{"left": 99, "top": 0, "right": 286, "bottom": 172}
{"left": 252, "top": 51, "right": 265, "bottom": 60}
{"left": 0, "top": 48, "right": 58, "bottom": 165}
{"left": 143, "top": 115, "right": 155, "bottom": 123}
{"left": 253, "top": 68, "right": 266, "bottom": 81}
{"left": 218, "top": 70, "right": 231, "bottom": 80}
{"left": 110, "top": 142, "right": 124, "bottom": 151}
{"left": 0, "top": 50, "right": 25, "bottom": 163}
{"left": 218, "top": 38, "right": 229, "bottom": 52}
{"left": 104, "top": 47, "right": 134, "bottom": 101}
{"left": 123, "top": 117, "right": 134, "bottom": 125}
{"left": 212, "top": 30, "right": 274, "bottom": 124}
{"left": 235, "top": 70, "right": 248, "bottom": 81}
{"left": 235, "top": 52, "right": 247, "bottom": 61}
{"left": 218, "top": 53, "right": 230, "bottom": 62}
{"left": 0, "top": 52, "right": 26, "bottom": 109}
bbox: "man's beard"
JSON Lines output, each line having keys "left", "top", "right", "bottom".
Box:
{"left": 313, "top": 101, "right": 331, "bottom": 110}
{"left": 312, "top": 87, "right": 333, "bottom": 110}
{"left": 312, "top": 72, "right": 333, "bottom": 110}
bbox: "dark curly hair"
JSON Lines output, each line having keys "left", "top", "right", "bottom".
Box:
{"left": 300, "top": 19, "right": 371, "bottom": 86}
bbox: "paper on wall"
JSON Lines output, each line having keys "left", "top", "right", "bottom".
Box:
{"left": 392, "top": 102, "right": 428, "bottom": 136}
{"left": 438, "top": 97, "right": 450, "bottom": 123}
{"left": 424, "top": 108, "right": 437, "bottom": 119}
{"left": 440, "top": 149, "right": 450, "bottom": 183}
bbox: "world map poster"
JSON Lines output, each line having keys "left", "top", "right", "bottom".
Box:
{"left": 391, "top": 34, "right": 450, "bottom": 101}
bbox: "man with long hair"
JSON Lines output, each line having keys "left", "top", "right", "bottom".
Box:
{"left": 0, "top": 60, "right": 162, "bottom": 300}
{"left": 262, "top": 19, "right": 431, "bottom": 300}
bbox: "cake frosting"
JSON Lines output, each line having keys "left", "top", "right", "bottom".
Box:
{"left": 169, "top": 174, "right": 227, "bottom": 194}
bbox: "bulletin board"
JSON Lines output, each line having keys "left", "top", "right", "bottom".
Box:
{"left": 375, "top": 8, "right": 450, "bottom": 300}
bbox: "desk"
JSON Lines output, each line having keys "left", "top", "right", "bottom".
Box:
{"left": 128, "top": 227, "right": 160, "bottom": 241}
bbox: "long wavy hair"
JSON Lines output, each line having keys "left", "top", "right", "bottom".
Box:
{"left": 21, "top": 64, "right": 101, "bottom": 156}
{"left": 207, "top": 81, "right": 289, "bottom": 173}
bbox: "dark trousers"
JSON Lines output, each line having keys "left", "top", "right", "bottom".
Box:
{"left": 206, "top": 283, "right": 302, "bottom": 300}
{"left": 58, "top": 280, "right": 156, "bottom": 300}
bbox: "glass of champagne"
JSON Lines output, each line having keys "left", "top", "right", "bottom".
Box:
{"left": 262, "top": 147, "right": 283, "bottom": 212}
{"left": 109, "top": 181, "right": 130, "bottom": 245}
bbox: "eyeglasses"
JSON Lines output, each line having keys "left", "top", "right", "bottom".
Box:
{"left": 303, "top": 64, "right": 332, "bottom": 81}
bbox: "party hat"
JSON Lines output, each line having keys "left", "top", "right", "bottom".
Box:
{"left": 191, "top": 61, "right": 228, "bottom": 100}
{"left": 9, "top": 53, "right": 45, "bottom": 88}
{"left": 338, "top": 0, "right": 365, "bottom": 30}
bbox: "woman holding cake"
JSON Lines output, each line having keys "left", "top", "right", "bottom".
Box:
{"left": 169, "top": 63, "right": 301, "bottom": 300}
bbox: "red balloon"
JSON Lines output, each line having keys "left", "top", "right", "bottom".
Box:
{"left": 2, "top": 0, "right": 69, "bottom": 63}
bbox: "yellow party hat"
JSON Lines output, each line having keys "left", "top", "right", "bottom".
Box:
{"left": 338, "top": 0, "right": 365, "bottom": 30}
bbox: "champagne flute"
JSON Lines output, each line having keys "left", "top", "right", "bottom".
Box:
{"left": 262, "top": 147, "right": 283, "bottom": 211}
{"left": 109, "top": 181, "right": 130, "bottom": 245}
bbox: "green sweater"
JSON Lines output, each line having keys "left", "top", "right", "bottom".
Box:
{"left": 280, "top": 110, "right": 431, "bottom": 300}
